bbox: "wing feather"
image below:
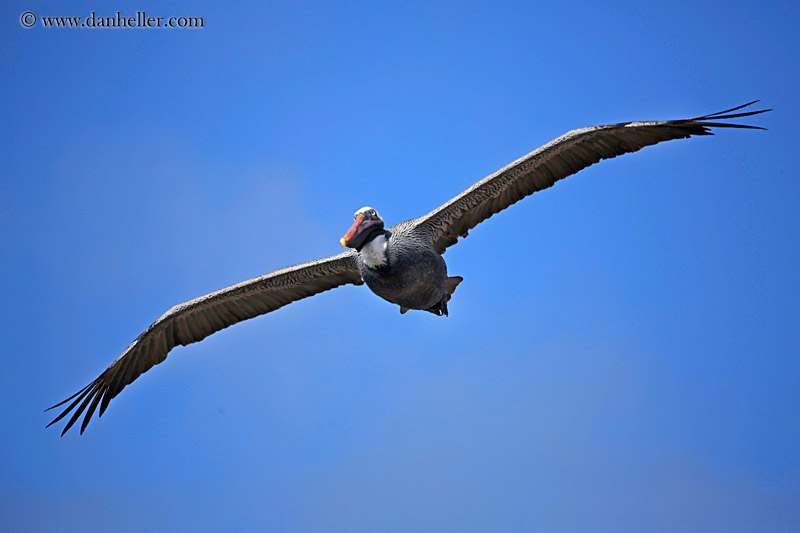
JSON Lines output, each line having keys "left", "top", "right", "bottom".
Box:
{"left": 47, "top": 249, "right": 363, "bottom": 435}
{"left": 415, "top": 102, "right": 770, "bottom": 253}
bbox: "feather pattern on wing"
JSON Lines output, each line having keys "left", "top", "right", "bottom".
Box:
{"left": 414, "top": 102, "right": 770, "bottom": 253}
{"left": 47, "top": 250, "right": 363, "bottom": 435}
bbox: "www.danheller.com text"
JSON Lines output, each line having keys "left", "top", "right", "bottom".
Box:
{"left": 37, "top": 11, "right": 204, "bottom": 28}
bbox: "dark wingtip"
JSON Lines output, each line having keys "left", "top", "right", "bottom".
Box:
{"left": 47, "top": 380, "right": 103, "bottom": 435}
{"left": 692, "top": 101, "right": 771, "bottom": 123}
{"left": 45, "top": 382, "right": 93, "bottom": 412}
{"left": 686, "top": 101, "right": 770, "bottom": 132}
{"left": 694, "top": 122, "right": 768, "bottom": 131}
{"left": 697, "top": 100, "right": 760, "bottom": 118}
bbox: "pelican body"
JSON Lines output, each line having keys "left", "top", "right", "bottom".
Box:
{"left": 47, "top": 102, "right": 770, "bottom": 435}
{"left": 342, "top": 211, "right": 461, "bottom": 315}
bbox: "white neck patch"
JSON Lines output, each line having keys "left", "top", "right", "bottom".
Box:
{"left": 361, "top": 233, "right": 388, "bottom": 268}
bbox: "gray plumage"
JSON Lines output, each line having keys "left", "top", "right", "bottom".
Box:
{"left": 47, "top": 101, "right": 769, "bottom": 435}
{"left": 46, "top": 251, "right": 363, "bottom": 435}
{"left": 413, "top": 102, "right": 768, "bottom": 253}
{"left": 355, "top": 220, "right": 460, "bottom": 315}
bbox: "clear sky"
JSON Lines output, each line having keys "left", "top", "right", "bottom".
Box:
{"left": 2, "top": 1, "right": 798, "bottom": 531}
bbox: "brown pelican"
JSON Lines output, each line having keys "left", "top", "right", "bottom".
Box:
{"left": 47, "top": 102, "right": 769, "bottom": 435}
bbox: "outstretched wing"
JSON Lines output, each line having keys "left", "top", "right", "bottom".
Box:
{"left": 47, "top": 250, "right": 363, "bottom": 435}
{"left": 415, "top": 102, "right": 770, "bottom": 253}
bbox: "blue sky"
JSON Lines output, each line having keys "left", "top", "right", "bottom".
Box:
{"left": 2, "top": 1, "right": 798, "bottom": 531}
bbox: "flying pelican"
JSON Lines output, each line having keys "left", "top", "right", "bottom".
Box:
{"left": 47, "top": 102, "right": 769, "bottom": 435}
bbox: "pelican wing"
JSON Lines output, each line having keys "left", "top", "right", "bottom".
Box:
{"left": 415, "top": 102, "right": 770, "bottom": 253}
{"left": 47, "top": 250, "right": 363, "bottom": 435}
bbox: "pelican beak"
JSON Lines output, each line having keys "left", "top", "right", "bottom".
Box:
{"left": 340, "top": 213, "right": 366, "bottom": 248}
{"left": 340, "top": 211, "right": 384, "bottom": 249}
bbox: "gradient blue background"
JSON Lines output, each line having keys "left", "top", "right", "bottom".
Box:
{"left": 2, "top": 1, "right": 798, "bottom": 531}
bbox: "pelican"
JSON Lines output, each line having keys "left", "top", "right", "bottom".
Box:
{"left": 47, "top": 102, "right": 769, "bottom": 435}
